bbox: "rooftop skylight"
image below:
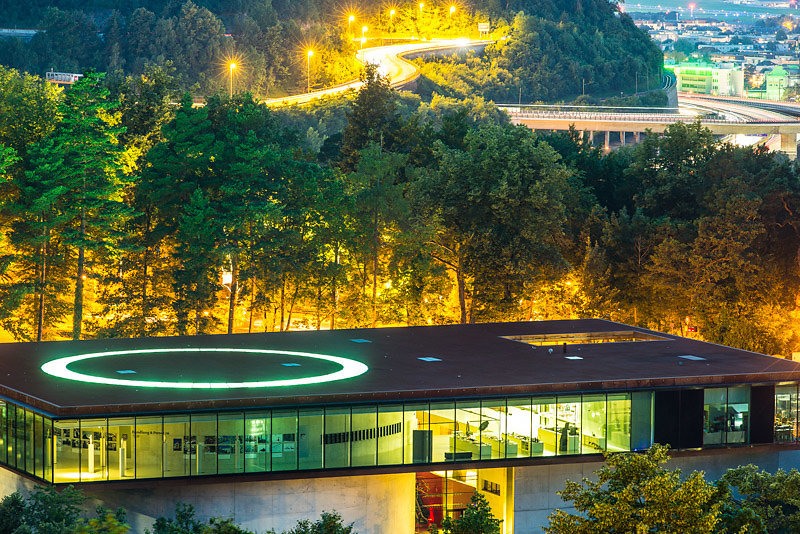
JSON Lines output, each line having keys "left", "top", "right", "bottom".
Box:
{"left": 502, "top": 330, "right": 669, "bottom": 347}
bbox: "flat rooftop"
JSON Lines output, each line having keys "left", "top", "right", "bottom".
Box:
{"left": 1, "top": 319, "right": 799, "bottom": 417}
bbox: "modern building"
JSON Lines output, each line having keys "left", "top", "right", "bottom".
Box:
{"left": 44, "top": 71, "right": 83, "bottom": 86}
{"left": 0, "top": 319, "right": 799, "bottom": 533}
{"left": 666, "top": 62, "right": 745, "bottom": 97}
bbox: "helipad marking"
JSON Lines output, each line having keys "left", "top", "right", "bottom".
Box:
{"left": 41, "top": 348, "right": 368, "bottom": 389}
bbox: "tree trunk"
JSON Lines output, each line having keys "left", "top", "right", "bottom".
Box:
{"left": 141, "top": 210, "right": 150, "bottom": 336}
{"left": 248, "top": 280, "right": 255, "bottom": 333}
{"left": 316, "top": 286, "right": 321, "bottom": 330}
{"left": 331, "top": 245, "right": 339, "bottom": 330}
{"left": 227, "top": 252, "right": 238, "bottom": 334}
{"left": 72, "top": 209, "right": 86, "bottom": 340}
{"left": 285, "top": 284, "right": 300, "bottom": 331}
{"left": 36, "top": 225, "right": 48, "bottom": 342}
{"left": 279, "top": 274, "right": 285, "bottom": 332}
{"left": 372, "top": 209, "right": 379, "bottom": 328}
{"left": 456, "top": 264, "right": 467, "bottom": 324}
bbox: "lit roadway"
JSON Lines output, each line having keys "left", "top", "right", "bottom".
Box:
{"left": 262, "top": 39, "right": 487, "bottom": 106}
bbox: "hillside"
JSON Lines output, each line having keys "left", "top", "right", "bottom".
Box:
{"left": 0, "top": 0, "right": 661, "bottom": 101}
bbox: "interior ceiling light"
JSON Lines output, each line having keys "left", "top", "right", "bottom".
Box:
{"left": 41, "top": 348, "right": 368, "bottom": 389}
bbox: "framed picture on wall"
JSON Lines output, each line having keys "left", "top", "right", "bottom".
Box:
{"left": 173, "top": 438, "right": 182, "bottom": 451}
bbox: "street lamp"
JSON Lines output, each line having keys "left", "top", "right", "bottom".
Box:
{"left": 449, "top": 5, "right": 455, "bottom": 16}
{"left": 348, "top": 14, "right": 355, "bottom": 32}
{"left": 390, "top": 8, "right": 395, "bottom": 19}
{"left": 688, "top": 2, "right": 696, "bottom": 18}
{"left": 306, "top": 50, "right": 313, "bottom": 93}
{"left": 419, "top": 2, "right": 424, "bottom": 13}
{"left": 229, "top": 62, "right": 236, "bottom": 97}
{"left": 362, "top": 25, "right": 368, "bottom": 37}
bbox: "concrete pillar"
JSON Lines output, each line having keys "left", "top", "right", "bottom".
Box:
{"left": 604, "top": 131, "right": 610, "bottom": 151}
{"left": 588, "top": 131, "right": 594, "bottom": 146}
{"left": 635, "top": 132, "right": 641, "bottom": 143}
{"left": 619, "top": 131, "right": 626, "bottom": 146}
{"left": 780, "top": 133, "right": 797, "bottom": 160}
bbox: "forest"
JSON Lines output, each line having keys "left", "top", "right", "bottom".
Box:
{"left": 0, "top": 63, "right": 799, "bottom": 358}
{"left": 0, "top": 0, "right": 661, "bottom": 102}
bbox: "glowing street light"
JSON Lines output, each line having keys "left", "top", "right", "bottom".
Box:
{"left": 419, "top": 2, "right": 424, "bottom": 13}
{"left": 229, "top": 62, "right": 236, "bottom": 97}
{"left": 306, "top": 49, "right": 313, "bottom": 93}
{"left": 361, "top": 36, "right": 366, "bottom": 49}
{"left": 389, "top": 8, "right": 395, "bottom": 19}
{"left": 688, "top": 2, "right": 696, "bottom": 18}
{"left": 449, "top": 5, "right": 455, "bottom": 16}
{"left": 348, "top": 14, "right": 355, "bottom": 31}
{"left": 362, "top": 25, "right": 368, "bottom": 37}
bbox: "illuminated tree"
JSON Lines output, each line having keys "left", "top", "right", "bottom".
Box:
{"left": 546, "top": 445, "right": 726, "bottom": 534}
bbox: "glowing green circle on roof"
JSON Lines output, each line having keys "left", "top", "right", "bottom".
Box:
{"left": 41, "top": 348, "right": 369, "bottom": 389}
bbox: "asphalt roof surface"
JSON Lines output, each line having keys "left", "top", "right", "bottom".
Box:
{"left": 2, "top": 319, "right": 799, "bottom": 417}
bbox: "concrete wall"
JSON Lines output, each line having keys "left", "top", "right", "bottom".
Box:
{"left": 87, "top": 472, "right": 415, "bottom": 534}
{"left": 514, "top": 448, "right": 800, "bottom": 533}
{"left": 0, "top": 469, "right": 415, "bottom": 534}
{"left": 0, "top": 467, "right": 42, "bottom": 498}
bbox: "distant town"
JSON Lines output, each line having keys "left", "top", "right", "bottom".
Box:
{"left": 632, "top": 8, "right": 800, "bottom": 99}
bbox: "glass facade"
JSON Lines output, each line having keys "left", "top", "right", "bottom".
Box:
{"left": 0, "top": 385, "right": 782, "bottom": 485}
{"left": 776, "top": 383, "right": 799, "bottom": 442}
{"left": 703, "top": 387, "right": 750, "bottom": 446}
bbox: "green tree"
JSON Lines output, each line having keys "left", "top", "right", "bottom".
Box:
{"left": 546, "top": 445, "right": 726, "bottom": 534}
{"left": 172, "top": 188, "right": 219, "bottom": 335}
{"left": 430, "top": 492, "right": 501, "bottom": 534}
{"left": 0, "top": 146, "right": 17, "bottom": 177}
{"left": 147, "top": 503, "right": 204, "bottom": 534}
{"left": 344, "top": 142, "right": 409, "bottom": 327}
{"left": 172, "top": 1, "right": 226, "bottom": 92}
{"left": 338, "top": 64, "right": 403, "bottom": 172}
{"left": 74, "top": 509, "right": 130, "bottom": 534}
{"left": 29, "top": 8, "right": 102, "bottom": 74}
{"left": 281, "top": 511, "right": 354, "bottom": 534}
{"left": 25, "top": 71, "right": 131, "bottom": 340}
{"left": 628, "top": 121, "right": 717, "bottom": 221}
{"left": 0, "top": 66, "right": 61, "bottom": 156}
{"left": 0, "top": 492, "right": 25, "bottom": 533}
{"left": 414, "top": 123, "right": 571, "bottom": 323}
{"left": 719, "top": 464, "right": 800, "bottom": 533}
{"left": 20, "top": 485, "right": 85, "bottom": 534}
{"left": 674, "top": 38, "right": 698, "bottom": 55}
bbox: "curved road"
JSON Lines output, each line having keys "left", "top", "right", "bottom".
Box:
{"left": 262, "top": 39, "right": 487, "bottom": 107}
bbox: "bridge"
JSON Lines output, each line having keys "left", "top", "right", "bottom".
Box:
{"left": 503, "top": 93, "right": 800, "bottom": 159}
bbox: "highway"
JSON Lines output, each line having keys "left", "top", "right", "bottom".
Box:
{"left": 256, "top": 38, "right": 800, "bottom": 157}
{"left": 262, "top": 39, "right": 487, "bottom": 107}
